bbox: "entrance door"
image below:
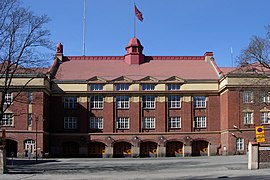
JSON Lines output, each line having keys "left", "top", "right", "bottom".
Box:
{"left": 140, "top": 142, "right": 157, "bottom": 157}
{"left": 166, "top": 141, "right": 183, "bottom": 157}
{"left": 192, "top": 140, "right": 208, "bottom": 156}
{"left": 24, "top": 139, "right": 36, "bottom": 157}
{"left": 62, "top": 142, "right": 79, "bottom": 157}
{"left": 6, "top": 139, "right": 18, "bottom": 157}
{"left": 88, "top": 142, "right": 105, "bottom": 158}
{"left": 113, "top": 142, "right": 132, "bottom": 158}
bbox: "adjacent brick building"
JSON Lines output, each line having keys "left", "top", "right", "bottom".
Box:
{"left": 1, "top": 37, "right": 268, "bottom": 158}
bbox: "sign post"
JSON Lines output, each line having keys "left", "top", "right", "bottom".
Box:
{"left": 256, "top": 126, "right": 266, "bottom": 143}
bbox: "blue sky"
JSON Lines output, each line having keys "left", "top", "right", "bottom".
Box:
{"left": 23, "top": 0, "right": 270, "bottom": 67}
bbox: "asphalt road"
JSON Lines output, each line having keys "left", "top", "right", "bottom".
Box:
{"left": 1, "top": 155, "right": 270, "bottom": 179}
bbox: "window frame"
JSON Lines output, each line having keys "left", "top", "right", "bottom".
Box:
{"left": 168, "top": 117, "right": 181, "bottom": 129}
{"left": 90, "top": 96, "right": 104, "bottom": 109}
{"left": 243, "top": 91, "right": 253, "bottom": 103}
{"left": 64, "top": 97, "right": 77, "bottom": 109}
{"left": 142, "top": 95, "right": 155, "bottom": 109}
{"left": 142, "top": 84, "right": 155, "bottom": 91}
{"left": 4, "top": 92, "right": 12, "bottom": 105}
{"left": 64, "top": 117, "right": 78, "bottom": 129}
{"left": 168, "top": 95, "right": 181, "bottom": 108}
{"left": 194, "top": 96, "right": 206, "bottom": 108}
{"left": 1, "top": 113, "right": 13, "bottom": 126}
{"left": 116, "top": 84, "right": 129, "bottom": 91}
{"left": 236, "top": 138, "right": 244, "bottom": 151}
{"left": 168, "top": 84, "right": 180, "bottom": 91}
{"left": 243, "top": 112, "right": 253, "bottom": 125}
{"left": 90, "top": 84, "right": 103, "bottom": 91}
{"left": 143, "top": 117, "right": 155, "bottom": 129}
{"left": 261, "top": 112, "right": 270, "bottom": 124}
{"left": 194, "top": 116, "right": 206, "bottom": 128}
{"left": 116, "top": 117, "right": 130, "bottom": 129}
{"left": 116, "top": 95, "right": 130, "bottom": 109}
{"left": 89, "top": 117, "right": 103, "bottom": 129}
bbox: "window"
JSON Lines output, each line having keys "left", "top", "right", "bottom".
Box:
{"left": 4, "top": 92, "right": 12, "bottom": 105}
{"left": 236, "top": 138, "right": 244, "bottom": 151}
{"left": 116, "top": 117, "right": 129, "bottom": 129}
{"left": 243, "top": 112, "right": 253, "bottom": 124}
{"left": 243, "top": 91, "right": 253, "bottom": 103}
{"left": 28, "top": 92, "right": 33, "bottom": 104}
{"left": 1, "top": 113, "right": 13, "bottom": 126}
{"left": 261, "top": 91, "right": 270, "bottom": 103}
{"left": 261, "top": 112, "right": 270, "bottom": 124}
{"left": 28, "top": 113, "right": 32, "bottom": 126}
{"left": 116, "top": 84, "right": 129, "bottom": 91}
{"left": 168, "top": 95, "right": 181, "bottom": 108}
{"left": 168, "top": 84, "right": 180, "bottom": 91}
{"left": 194, "top": 116, "right": 206, "bottom": 128}
{"left": 143, "top": 117, "right": 155, "bottom": 129}
{"left": 116, "top": 96, "right": 129, "bottom": 109}
{"left": 142, "top": 84, "right": 155, "bottom": 91}
{"left": 90, "top": 84, "right": 103, "bottom": 91}
{"left": 194, "top": 96, "right": 206, "bottom": 108}
{"left": 90, "top": 117, "right": 103, "bottom": 129}
{"left": 90, "top": 96, "right": 103, "bottom": 109}
{"left": 64, "top": 97, "right": 77, "bottom": 109}
{"left": 142, "top": 95, "right": 155, "bottom": 109}
{"left": 64, "top": 117, "right": 78, "bottom": 129}
{"left": 168, "top": 117, "right": 181, "bottom": 128}
{"left": 24, "top": 139, "right": 36, "bottom": 153}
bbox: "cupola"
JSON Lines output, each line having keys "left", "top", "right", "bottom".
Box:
{"left": 124, "top": 38, "right": 145, "bottom": 64}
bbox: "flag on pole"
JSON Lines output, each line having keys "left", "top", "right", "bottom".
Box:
{"left": 134, "top": 5, "right": 143, "bottom": 22}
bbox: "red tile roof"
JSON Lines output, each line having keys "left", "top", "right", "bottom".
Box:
{"left": 54, "top": 55, "right": 220, "bottom": 81}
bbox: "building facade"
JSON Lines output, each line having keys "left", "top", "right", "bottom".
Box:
{"left": 1, "top": 38, "right": 268, "bottom": 158}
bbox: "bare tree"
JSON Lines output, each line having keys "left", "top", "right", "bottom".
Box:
{"left": 237, "top": 25, "right": 270, "bottom": 69}
{"left": 0, "top": 0, "right": 52, "bottom": 125}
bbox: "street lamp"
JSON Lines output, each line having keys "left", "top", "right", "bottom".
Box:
{"left": 35, "top": 115, "right": 38, "bottom": 163}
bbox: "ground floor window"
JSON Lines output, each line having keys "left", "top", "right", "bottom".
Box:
{"left": 236, "top": 138, "right": 244, "bottom": 151}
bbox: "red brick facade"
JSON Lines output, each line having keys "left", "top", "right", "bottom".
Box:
{"left": 1, "top": 39, "right": 267, "bottom": 158}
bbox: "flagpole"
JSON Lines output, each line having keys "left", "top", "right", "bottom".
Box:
{"left": 134, "top": 3, "right": 136, "bottom": 38}
{"left": 83, "top": 0, "right": 86, "bottom": 56}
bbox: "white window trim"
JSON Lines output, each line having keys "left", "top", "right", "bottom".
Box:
{"left": 243, "top": 112, "right": 254, "bottom": 125}
{"left": 168, "top": 84, "right": 180, "bottom": 91}
{"left": 1, "top": 113, "right": 13, "bottom": 126}
{"left": 142, "top": 84, "right": 155, "bottom": 91}
{"left": 4, "top": 92, "right": 13, "bottom": 105}
{"left": 64, "top": 117, "right": 78, "bottom": 129}
{"left": 90, "top": 96, "right": 104, "bottom": 109}
{"left": 243, "top": 91, "right": 253, "bottom": 103}
{"left": 168, "top": 95, "right": 181, "bottom": 108}
{"left": 116, "top": 117, "right": 130, "bottom": 129}
{"left": 194, "top": 116, "right": 206, "bottom": 128}
{"left": 194, "top": 96, "right": 206, "bottom": 108}
{"left": 236, "top": 138, "right": 244, "bottom": 151}
{"left": 116, "top": 96, "right": 130, "bottom": 109}
{"left": 143, "top": 117, "right": 155, "bottom": 129}
{"left": 90, "top": 117, "right": 103, "bottom": 129}
{"left": 116, "top": 84, "right": 129, "bottom": 91}
{"left": 90, "top": 84, "right": 103, "bottom": 91}
{"left": 169, "top": 117, "right": 181, "bottom": 128}
{"left": 142, "top": 95, "right": 155, "bottom": 109}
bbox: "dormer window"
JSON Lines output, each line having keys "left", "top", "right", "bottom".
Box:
{"left": 168, "top": 84, "right": 180, "bottom": 91}
{"left": 142, "top": 84, "right": 155, "bottom": 91}
{"left": 116, "top": 84, "right": 129, "bottom": 91}
{"left": 90, "top": 84, "right": 103, "bottom": 91}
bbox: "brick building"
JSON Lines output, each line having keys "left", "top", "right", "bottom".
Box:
{"left": 1, "top": 37, "right": 268, "bottom": 158}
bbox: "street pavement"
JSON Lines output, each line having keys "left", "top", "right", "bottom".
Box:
{"left": 1, "top": 155, "right": 270, "bottom": 179}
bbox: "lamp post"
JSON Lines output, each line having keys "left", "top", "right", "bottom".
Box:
{"left": 35, "top": 115, "right": 38, "bottom": 163}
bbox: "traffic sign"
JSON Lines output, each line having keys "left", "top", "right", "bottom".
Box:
{"left": 256, "top": 126, "right": 265, "bottom": 143}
